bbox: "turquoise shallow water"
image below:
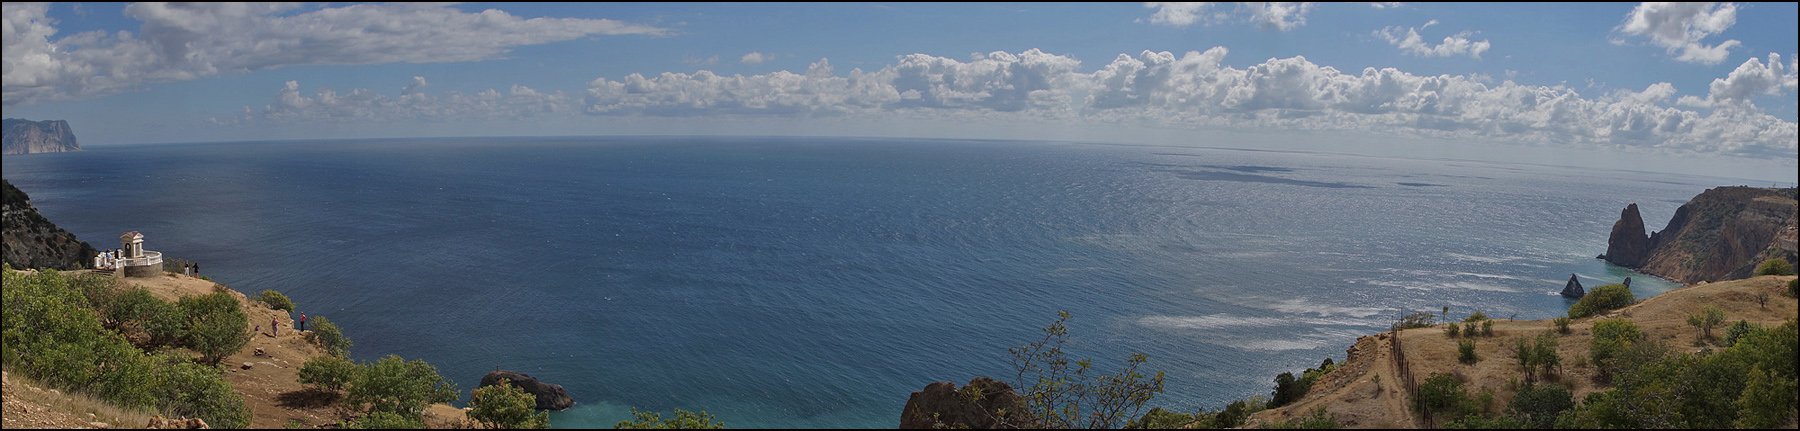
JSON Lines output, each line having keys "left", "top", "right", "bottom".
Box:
{"left": 2, "top": 136, "right": 1720, "bottom": 428}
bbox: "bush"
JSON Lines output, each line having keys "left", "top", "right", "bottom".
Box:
{"left": 1755, "top": 258, "right": 1794, "bottom": 276}
{"left": 344, "top": 355, "right": 458, "bottom": 420}
{"left": 1445, "top": 322, "right": 1461, "bottom": 338}
{"left": 1414, "top": 373, "right": 1471, "bottom": 424}
{"left": 107, "top": 288, "right": 185, "bottom": 348}
{"left": 1008, "top": 311, "right": 1165, "bottom": 429}
{"left": 306, "top": 316, "right": 353, "bottom": 358}
{"left": 1125, "top": 407, "right": 1193, "bottom": 429}
{"left": 1480, "top": 320, "right": 1494, "bottom": 337}
{"left": 176, "top": 292, "right": 251, "bottom": 365}
{"left": 1589, "top": 318, "right": 1643, "bottom": 370}
{"left": 1788, "top": 278, "right": 1798, "bottom": 298}
{"left": 614, "top": 408, "right": 723, "bottom": 429}
{"left": 149, "top": 352, "right": 252, "bottom": 429}
{"left": 1263, "top": 406, "right": 1340, "bottom": 429}
{"left": 1463, "top": 311, "right": 1488, "bottom": 323}
{"left": 298, "top": 355, "right": 358, "bottom": 393}
{"left": 1568, "top": 283, "right": 1635, "bottom": 318}
{"left": 468, "top": 379, "right": 551, "bottom": 429}
{"left": 1508, "top": 382, "right": 1573, "bottom": 428}
{"left": 1723, "top": 320, "right": 1762, "bottom": 348}
{"left": 1457, "top": 340, "right": 1479, "bottom": 364}
{"left": 1391, "top": 311, "right": 1436, "bottom": 330}
{"left": 255, "top": 289, "right": 296, "bottom": 313}
{"left": 1553, "top": 316, "right": 1572, "bottom": 334}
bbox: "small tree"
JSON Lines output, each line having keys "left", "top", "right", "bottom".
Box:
{"left": 1568, "top": 284, "right": 1634, "bottom": 318}
{"left": 344, "top": 355, "right": 457, "bottom": 421}
{"left": 306, "top": 316, "right": 353, "bottom": 358}
{"left": 298, "top": 355, "right": 359, "bottom": 393}
{"left": 1457, "top": 339, "right": 1480, "bottom": 364}
{"left": 1415, "top": 373, "right": 1471, "bottom": 425}
{"left": 1008, "top": 311, "right": 1165, "bottom": 429}
{"left": 1552, "top": 316, "right": 1572, "bottom": 334}
{"left": 176, "top": 292, "right": 251, "bottom": 365}
{"left": 468, "top": 379, "right": 550, "bottom": 429}
{"left": 1685, "top": 305, "right": 1726, "bottom": 340}
{"left": 1480, "top": 320, "right": 1494, "bottom": 337}
{"left": 1754, "top": 258, "right": 1794, "bottom": 276}
{"left": 1507, "top": 383, "right": 1573, "bottom": 429}
{"left": 1445, "top": 322, "right": 1461, "bottom": 338}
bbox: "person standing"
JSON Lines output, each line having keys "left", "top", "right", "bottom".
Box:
{"left": 272, "top": 317, "right": 280, "bottom": 336}
{"left": 298, "top": 312, "right": 307, "bottom": 332}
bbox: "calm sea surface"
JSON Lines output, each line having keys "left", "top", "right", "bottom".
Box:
{"left": 3, "top": 136, "right": 1727, "bottom": 428}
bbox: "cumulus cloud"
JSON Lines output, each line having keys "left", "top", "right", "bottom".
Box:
{"left": 2, "top": 2, "right": 667, "bottom": 106}
{"left": 1616, "top": 2, "right": 1741, "bottom": 65}
{"left": 1677, "top": 53, "right": 1799, "bottom": 109}
{"left": 1141, "top": 2, "right": 1314, "bottom": 30}
{"left": 1375, "top": 20, "right": 1491, "bottom": 59}
{"left": 215, "top": 78, "right": 579, "bottom": 125}
{"left": 740, "top": 52, "right": 770, "bottom": 64}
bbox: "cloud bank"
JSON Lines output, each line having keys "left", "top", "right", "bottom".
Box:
{"left": 2, "top": 2, "right": 667, "bottom": 105}
{"left": 1142, "top": 2, "right": 1315, "bottom": 31}
{"left": 1375, "top": 20, "right": 1491, "bottom": 59}
{"left": 228, "top": 47, "right": 1799, "bottom": 159}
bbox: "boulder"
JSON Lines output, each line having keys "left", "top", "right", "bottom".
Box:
{"left": 899, "top": 377, "right": 1037, "bottom": 429}
{"left": 478, "top": 370, "right": 574, "bottom": 411}
{"left": 1560, "top": 274, "right": 1585, "bottom": 298}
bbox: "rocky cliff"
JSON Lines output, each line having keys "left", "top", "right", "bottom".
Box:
{"left": 2, "top": 179, "right": 98, "bottom": 270}
{"left": 477, "top": 370, "right": 574, "bottom": 411}
{"left": 1604, "top": 186, "right": 1799, "bottom": 284}
{"left": 3, "top": 118, "right": 82, "bottom": 155}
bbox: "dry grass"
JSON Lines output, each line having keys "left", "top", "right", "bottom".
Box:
{"left": 2, "top": 366, "right": 159, "bottom": 429}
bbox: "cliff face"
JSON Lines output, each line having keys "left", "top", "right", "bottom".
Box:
{"left": 2, "top": 118, "right": 82, "bottom": 155}
{"left": 1605, "top": 186, "right": 1800, "bottom": 284}
{"left": 2, "top": 179, "right": 98, "bottom": 270}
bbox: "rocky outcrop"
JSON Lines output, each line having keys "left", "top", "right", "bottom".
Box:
{"left": 2, "top": 179, "right": 97, "bottom": 270}
{"left": 2, "top": 119, "right": 82, "bottom": 155}
{"left": 899, "top": 377, "right": 1037, "bottom": 429}
{"left": 477, "top": 370, "right": 574, "bottom": 411}
{"left": 1603, "top": 204, "right": 1654, "bottom": 268}
{"left": 1604, "top": 186, "right": 1800, "bottom": 284}
{"left": 1560, "top": 274, "right": 1585, "bottom": 298}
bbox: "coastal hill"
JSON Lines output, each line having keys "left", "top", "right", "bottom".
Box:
{"left": 2, "top": 118, "right": 83, "bottom": 155}
{"left": 2, "top": 179, "right": 98, "bottom": 270}
{"left": 1244, "top": 274, "right": 1797, "bottom": 428}
{"left": 1604, "top": 186, "right": 1799, "bottom": 284}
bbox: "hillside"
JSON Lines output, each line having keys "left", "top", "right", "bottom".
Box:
{"left": 2, "top": 179, "right": 98, "bottom": 270}
{"left": 1245, "top": 274, "right": 1799, "bottom": 428}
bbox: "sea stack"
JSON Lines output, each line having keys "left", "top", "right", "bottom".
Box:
{"left": 1560, "top": 274, "right": 1585, "bottom": 298}
{"left": 1604, "top": 203, "right": 1653, "bottom": 268}
{"left": 478, "top": 370, "right": 574, "bottom": 410}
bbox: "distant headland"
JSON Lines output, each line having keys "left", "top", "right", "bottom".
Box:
{"left": 2, "top": 118, "right": 83, "bottom": 155}
{"left": 1602, "top": 186, "right": 1799, "bottom": 284}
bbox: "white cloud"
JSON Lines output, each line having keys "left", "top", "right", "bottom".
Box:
{"left": 2, "top": 3, "right": 668, "bottom": 106}
{"left": 740, "top": 52, "right": 770, "bottom": 64}
{"left": 223, "top": 47, "right": 1797, "bottom": 160}
{"left": 1369, "top": 2, "right": 1404, "bottom": 9}
{"left": 1141, "top": 2, "right": 1314, "bottom": 31}
{"left": 1375, "top": 20, "right": 1491, "bottom": 59}
{"left": 1616, "top": 2, "right": 1741, "bottom": 65}
{"left": 1677, "top": 53, "right": 1799, "bottom": 109}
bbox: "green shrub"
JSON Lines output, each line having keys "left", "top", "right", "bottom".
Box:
{"left": 107, "top": 289, "right": 185, "bottom": 348}
{"left": 1457, "top": 339, "right": 1479, "bottom": 364}
{"left": 348, "top": 411, "right": 425, "bottom": 429}
{"left": 1414, "top": 373, "right": 1472, "bottom": 424}
{"left": 1568, "top": 283, "right": 1635, "bottom": 318}
{"left": 1391, "top": 311, "right": 1437, "bottom": 330}
{"left": 1126, "top": 407, "right": 1193, "bottom": 429}
{"left": 298, "top": 355, "right": 358, "bottom": 393}
{"left": 1480, "top": 320, "right": 1494, "bottom": 337}
{"left": 305, "top": 316, "right": 353, "bottom": 358}
{"left": 1270, "top": 371, "right": 1310, "bottom": 408}
{"left": 1553, "top": 316, "right": 1572, "bottom": 334}
{"left": 148, "top": 352, "right": 252, "bottom": 429}
{"left": 176, "top": 292, "right": 251, "bottom": 365}
{"left": 1723, "top": 320, "right": 1762, "bottom": 348}
{"left": 1589, "top": 318, "right": 1643, "bottom": 370}
{"left": 1445, "top": 322, "right": 1461, "bottom": 338}
{"left": 1508, "top": 382, "right": 1573, "bottom": 428}
{"left": 468, "top": 379, "right": 550, "bottom": 429}
{"left": 1788, "top": 278, "right": 1797, "bottom": 298}
{"left": 255, "top": 289, "right": 296, "bottom": 313}
{"left": 1263, "top": 406, "right": 1341, "bottom": 429}
{"left": 615, "top": 408, "right": 724, "bottom": 429}
{"left": 1755, "top": 258, "right": 1794, "bottom": 276}
{"left": 345, "top": 355, "right": 458, "bottom": 420}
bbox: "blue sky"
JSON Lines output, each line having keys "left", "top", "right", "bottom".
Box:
{"left": 4, "top": 2, "right": 1797, "bottom": 181}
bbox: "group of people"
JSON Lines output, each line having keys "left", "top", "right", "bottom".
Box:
{"left": 92, "top": 249, "right": 126, "bottom": 270}
{"left": 260, "top": 312, "right": 308, "bottom": 336}
{"left": 182, "top": 262, "right": 200, "bottom": 277}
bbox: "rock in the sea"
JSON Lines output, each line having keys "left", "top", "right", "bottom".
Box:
{"left": 899, "top": 377, "right": 1037, "bottom": 429}
{"left": 478, "top": 370, "right": 574, "bottom": 411}
{"left": 1560, "top": 273, "right": 1585, "bottom": 298}
{"left": 2, "top": 118, "right": 82, "bottom": 155}
{"left": 1604, "top": 203, "right": 1654, "bottom": 268}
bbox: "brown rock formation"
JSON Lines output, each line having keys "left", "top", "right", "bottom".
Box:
{"left": 477, "top": 370, "right": 574, "bottom": 411}
{"left": 1605, "top": 186, "right": 1799, "bottom": 284}
{"left": 1603, "top": 204, "right": 1653, "bottom": 267}
{"left": 899, "top": 377, "right": 1037, "bottom": 429}
{"left": 2, "top": 119, "right": 82, "bottom": 155}
{"left": 2, "top": 179, "right": 97, "bottom": 270}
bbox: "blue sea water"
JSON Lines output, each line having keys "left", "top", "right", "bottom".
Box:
{"left": 3, "top": 136, "right": 1730, "bottom": 428}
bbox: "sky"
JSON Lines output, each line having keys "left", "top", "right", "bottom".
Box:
{"left": 4, "top": 2, "right": 1797, "bottom": 182}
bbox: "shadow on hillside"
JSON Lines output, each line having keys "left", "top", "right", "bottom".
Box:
{"left": 276, "top": 388, "right": 341, "bottom": 408}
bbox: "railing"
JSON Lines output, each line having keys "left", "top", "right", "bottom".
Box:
{"left": 119, "top": 250, "right": 162, "bottom": 267}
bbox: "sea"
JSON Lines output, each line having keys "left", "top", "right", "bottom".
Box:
{"left": 2, "top": 136, "right": 1738, "bottom": 428}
